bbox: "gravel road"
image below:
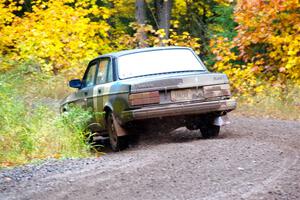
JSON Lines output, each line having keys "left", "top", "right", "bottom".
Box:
{"left": 1, "top": 115, "right": 299, "bottom": 200}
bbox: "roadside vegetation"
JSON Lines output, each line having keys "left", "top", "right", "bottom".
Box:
{"left": 0, "top": 66, "right": 93, "bottom": 167}
{"left": 0, "top": 0, "right": 299, "bottom": 167}
{"left": 236, "top": 85, "right": 300, "bottom": 121}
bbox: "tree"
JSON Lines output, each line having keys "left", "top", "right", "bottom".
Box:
{"left": 210, "top": 0, "right": 300, "bottom": 95}
{"left": 171, "top": 0, "right": 233, "bottom": 53}
{"left": 0, "top": 0, "right": 113, "bottom": 75}
{"left": 135, "top": 0, "right": 147, "bottom": 47}
{"left": 155, "top": 0, "right": 172, "bottom": 39}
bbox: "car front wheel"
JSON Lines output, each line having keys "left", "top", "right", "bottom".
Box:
{"left": 106, "top": 112, "right": 128, "bottom": 151}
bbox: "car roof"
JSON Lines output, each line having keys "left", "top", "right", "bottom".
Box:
{"left": 95, "top": 46, "right": 192, "bottom": 59}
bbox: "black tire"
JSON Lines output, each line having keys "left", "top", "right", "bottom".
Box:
{"left": 199, "top": 124, "right": 220, "bottom": 139}
{"left": 107, "top": 112, "right": 128, "bottom": 151}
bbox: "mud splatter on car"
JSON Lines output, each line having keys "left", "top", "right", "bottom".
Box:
{"left": 60, "top": 47, "right": 236, "bottom": 151}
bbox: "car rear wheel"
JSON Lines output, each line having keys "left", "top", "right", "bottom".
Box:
{"left": 199, "top": 123, "right": 220, "bottom": 139}
{"left": 107, "top": 112, "right": 128, "bottom": 151}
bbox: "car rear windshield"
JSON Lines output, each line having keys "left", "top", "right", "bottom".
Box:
{"left": 117, "top": 49, "right": 206, "bottom": 79}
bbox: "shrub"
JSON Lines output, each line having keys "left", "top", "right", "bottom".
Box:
{"left": 0, "top": 68, "right": 93, "bottom": 167}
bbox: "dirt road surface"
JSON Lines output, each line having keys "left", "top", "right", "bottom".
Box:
{"left": 1, "top": 115, "right": 299, "bottom": 200}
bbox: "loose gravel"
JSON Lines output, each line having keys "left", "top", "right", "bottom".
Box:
{"left": 0, "top": 115, "right": 299, "bottom": 200}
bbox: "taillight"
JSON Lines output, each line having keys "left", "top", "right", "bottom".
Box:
{"left": 129, "top": 91, "right": 160, "bottom": 106}
{"left": 203, "top": 84, "right": 231, "bottom": 98}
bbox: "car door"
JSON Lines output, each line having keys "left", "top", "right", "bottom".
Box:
{"left": 77, "top": 60, "right": 98, "bottom": 114}
{"left": 93, "top": 57, "right": 113, "bottom": 129}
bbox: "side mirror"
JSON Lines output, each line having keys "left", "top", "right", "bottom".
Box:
{"left": 69, "top": 79, "right": 82, "bottom": 89}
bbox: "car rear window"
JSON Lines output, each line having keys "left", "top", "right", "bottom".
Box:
{"left": 117, "top": 49, "right": 206, "bottom": 79}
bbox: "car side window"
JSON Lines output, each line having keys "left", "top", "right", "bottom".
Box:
{"left": 96, "top": 58, "right": 113, "bottom": 84}
{"left": 82, "top": 62, "right": 97, "bottom": 88}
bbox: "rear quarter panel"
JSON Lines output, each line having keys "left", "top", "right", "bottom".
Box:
{"left": 94, "top": 81, "right": 132, "bottom": 125}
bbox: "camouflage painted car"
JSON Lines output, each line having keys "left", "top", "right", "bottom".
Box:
{"left": 60, "top": 47, "right": 236, "bottom": 151}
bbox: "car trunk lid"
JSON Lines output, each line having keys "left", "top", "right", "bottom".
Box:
{"left": 129, "top": 72, "right": 229, "bottom": 93}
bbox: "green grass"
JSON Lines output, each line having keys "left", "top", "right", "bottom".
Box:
{"left": 0, "top": 65, "right": 94, "bottom": 167}
{"left": 235, "top": 85, "right": 300, "bottom": 121}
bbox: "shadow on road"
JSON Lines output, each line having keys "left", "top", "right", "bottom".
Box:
{"left": 94, "top": 126, "right": 241, "bottom": 153}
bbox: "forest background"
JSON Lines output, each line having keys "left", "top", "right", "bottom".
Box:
{"left": 0, "top": 0, "right": 299, "bottom": 167}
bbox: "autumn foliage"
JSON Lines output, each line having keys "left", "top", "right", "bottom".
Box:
{"left": 210, "top": 0, "right": 300, "bottom": 95}
{"left": 0, "top": 0, "right": 114, "bottom": 75}
{"left": 0, "top": 0, "right": 202, "bottom": 76}
{"left": 0, "top": 0, "right": 299, "bottom": 94}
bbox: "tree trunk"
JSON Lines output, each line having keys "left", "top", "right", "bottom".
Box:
{"left": 135, "top": 0, "right": 147, "bottom": 48}
{"left": 156, "top": 0, "right": 172, "bottom": 40}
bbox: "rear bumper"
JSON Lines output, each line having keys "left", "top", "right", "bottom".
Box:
{"left": 121, "top": 99, "right": 236, "bottom": 122}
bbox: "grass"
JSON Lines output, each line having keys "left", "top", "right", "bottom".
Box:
{"left": 0, "top": 65, "right": 94, "bottom": 168}
{"left": 235, "top": 85, "right": 300, "bottom": 121}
